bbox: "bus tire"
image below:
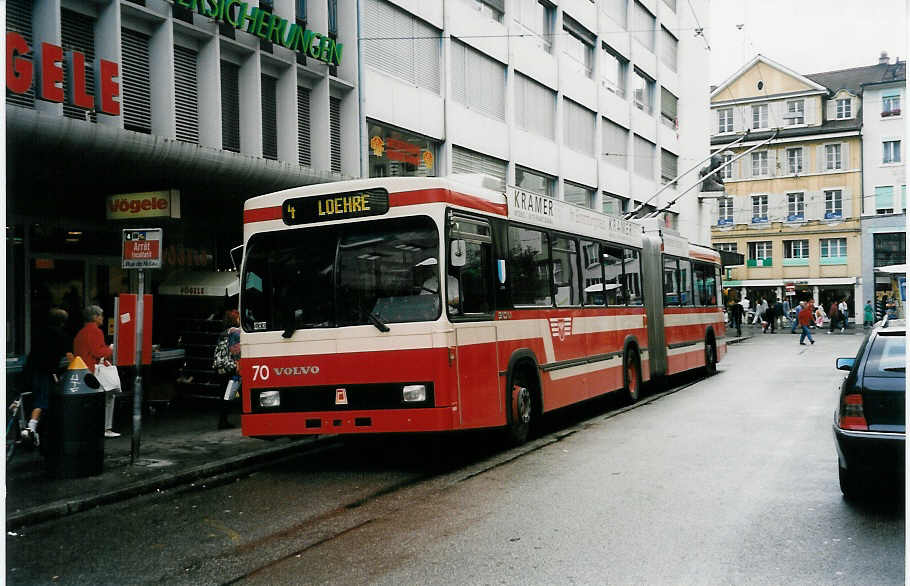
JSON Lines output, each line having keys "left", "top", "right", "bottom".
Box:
{"left": 505, "top": 368, "right": 534, "bottom": 446}
{"left": 704, "top": 339, "right": 717, "bottom": 376}
{"left": 623, "top": 348, "right": 642, "bottom": 403}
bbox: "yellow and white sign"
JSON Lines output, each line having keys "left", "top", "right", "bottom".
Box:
{"left": 107, "top": 190, "right": 180, "bottom": 220}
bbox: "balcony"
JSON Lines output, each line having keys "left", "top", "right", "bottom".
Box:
{"left": 783, "top": 258, "right": 809, "bottom": 266}
{"left": 820, "top": 256, "right": 848, "bottom": 265}
{"left": 746, "top": 258, "right": 772, "bottom": 267}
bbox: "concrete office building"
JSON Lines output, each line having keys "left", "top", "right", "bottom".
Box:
{"left": 5, "top": 0, "right": 712, "bottom": 371}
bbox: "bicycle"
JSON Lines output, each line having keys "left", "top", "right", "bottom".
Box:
{"left": 7, "top": 390, "right": 35, "bottom": 463}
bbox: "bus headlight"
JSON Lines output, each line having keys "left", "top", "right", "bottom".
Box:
{"left": 402, "top": 384, "right": 426, "bottom": 403}
{"left": 259, "top": 390, "right": 281, "bottom": 408}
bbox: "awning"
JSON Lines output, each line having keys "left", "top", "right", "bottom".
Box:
{"left": 875, "top": 264, "right": 907, "bottom": 274}
{"left": 159, "top": 271, "right": 240, "bottom": 297}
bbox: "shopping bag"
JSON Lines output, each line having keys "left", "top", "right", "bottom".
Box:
{"left": 223, "top": 377, "right": 241, "bottom": 401}
{"left": 94, "top": 362, "right": 122, "bottom": 393}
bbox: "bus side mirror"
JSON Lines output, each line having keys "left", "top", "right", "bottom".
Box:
{"left": 450, "top": 240, "right": 467, "bottom": 268}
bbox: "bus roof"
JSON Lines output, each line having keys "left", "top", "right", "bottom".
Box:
{"left": 244, "top": 176, "right": 644, "bottom": 248}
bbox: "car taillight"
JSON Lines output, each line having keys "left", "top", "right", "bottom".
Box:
{"left": 839, "top": 393, "right": 868, "bottom": 430}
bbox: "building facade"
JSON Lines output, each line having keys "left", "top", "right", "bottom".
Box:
{"left": 359, "top": 0, "right": 712, "bottom": 242}
{"left": 709, "top": 55, "right": 867, "bottom": 320}
{"left": 857, "top": 54, "right": 906, "bottom": 315}
{"left": 5, "top": 0, "right": 711, "bottom": 366}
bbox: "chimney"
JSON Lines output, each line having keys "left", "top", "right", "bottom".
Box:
{"left": 879, "top": 51, "right": 889, "bottom": 65}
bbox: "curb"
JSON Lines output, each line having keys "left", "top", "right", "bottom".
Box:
{"left": 7, "top": 436, "right": 332, "bottom": 530}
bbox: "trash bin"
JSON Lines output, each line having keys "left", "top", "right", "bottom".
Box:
{"left": 46, "top": 357, "right": 105, "bottom": 478}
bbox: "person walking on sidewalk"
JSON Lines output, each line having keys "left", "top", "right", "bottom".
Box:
{"left": 214, "top": 310, "right": 242, "bottom": 430}
{"left": 782, "top": 298, "right": 790, "bottom": 329}
{"left": 753, "top": 298, "right": 768, "bottom": 326}
{"left": 838, "top": 299, "right": 849, "bottom": 332}
{"left": 798, "top": 300, "right": 816, "bottom": 345}
{"left": 730, "top": 299, "right": 744, "bottom": 337}
{"left": 828, "top": 300, "right": 840, "bottom": 334}
{"left": 74, "top": 305, "right": 118, "bottom": 438}
{"left": 791, "top": 301, "right": 803, "bottom": 334}
{"left": 22, "top": 308, "right": 74, "bottom": 447}
{"left": 864, "top": 300, "right": 875, "bottom": 328}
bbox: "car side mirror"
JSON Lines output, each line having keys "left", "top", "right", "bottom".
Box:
{"left": 835, "top": 357, "right": 855, "bottom": 371}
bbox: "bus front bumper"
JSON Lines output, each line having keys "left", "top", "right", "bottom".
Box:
{"left": 242, "top": 407, "right": 461, "bottom": 437}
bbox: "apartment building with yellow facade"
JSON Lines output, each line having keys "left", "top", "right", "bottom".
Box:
{"left": 709, "top": 55, "right": 866, "bottom": 320}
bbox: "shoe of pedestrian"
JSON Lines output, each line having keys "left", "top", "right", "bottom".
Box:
{"left": 841, "top": 328, "right": 845, "bottom": 333}
{"left": 810, "top": 340, "right": 815, "bottom": 345}
{"left": 800, "top": 342, "right": 807, "bottom": 345}
{"left": 104, "top": 429, "right": 121, "bottom": 438}
{"left": 826, "top": 331, "right": 830, "bottom": 334}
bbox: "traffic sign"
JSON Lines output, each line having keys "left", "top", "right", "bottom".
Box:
{"left": 122, "top": 228, "right": 163, "bottom": 269}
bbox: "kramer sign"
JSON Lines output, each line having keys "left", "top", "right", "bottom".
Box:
{"left": 175, "top": 0, "right": 343, "bottom": 66}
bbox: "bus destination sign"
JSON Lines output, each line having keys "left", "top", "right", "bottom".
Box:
{"left": 282, "top": 189, "right": 390, "bottom": 225}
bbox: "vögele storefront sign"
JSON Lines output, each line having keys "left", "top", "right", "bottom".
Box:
{"left": 175, "top": 0, "right": 343, "bottom": 66}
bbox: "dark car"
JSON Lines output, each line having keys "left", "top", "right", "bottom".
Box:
{"left": 833, "top": 319, "right": 906, "bottom": 499}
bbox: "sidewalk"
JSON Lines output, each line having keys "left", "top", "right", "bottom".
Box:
{"left": 5, "top": 400, "right": 322, "bottom": 530}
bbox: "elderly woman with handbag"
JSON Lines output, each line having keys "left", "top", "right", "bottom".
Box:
{"left": 74, "top": 305, "right": 120, "bottom": 438}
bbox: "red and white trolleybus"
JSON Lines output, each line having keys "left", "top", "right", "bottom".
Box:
{"left": 239, "top": 177, "right": 725, "bottom": 443}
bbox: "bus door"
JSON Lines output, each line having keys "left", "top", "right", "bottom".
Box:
{"left": 449, "top": 214, "right": 501, "bottom": 428}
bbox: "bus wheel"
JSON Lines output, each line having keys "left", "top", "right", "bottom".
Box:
{"left": 505, "top": 372, "right": 532, "bottom": 446}
{"left": 623, "top": 348, "right": 641, "bottom": 403}
{"left": 704, "top": 340, "right": 717, "bottom": 376}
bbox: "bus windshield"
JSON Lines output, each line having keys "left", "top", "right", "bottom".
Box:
{"left": 241, "top": 216, "right": 441, "bottom": 332}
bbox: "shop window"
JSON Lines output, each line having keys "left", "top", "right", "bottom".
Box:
{"left": 368, "top": 121, "right": 438, "bottom": 178}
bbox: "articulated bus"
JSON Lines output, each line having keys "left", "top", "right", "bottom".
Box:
{"left": 239, "top": 177, "right": 725, "bottom": 443}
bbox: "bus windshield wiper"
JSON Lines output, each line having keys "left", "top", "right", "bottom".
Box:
{"left": 368, "top": 311, "right": 390, "bottom": 332}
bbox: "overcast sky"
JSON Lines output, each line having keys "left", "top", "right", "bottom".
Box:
{"left": 708, "top": 0, "right": 908, "bottom": 86}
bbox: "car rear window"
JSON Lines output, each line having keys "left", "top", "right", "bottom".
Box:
{"left": 864, "top": 333, "right": 906, "bottom": 378}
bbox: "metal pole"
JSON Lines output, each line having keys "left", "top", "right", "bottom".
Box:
{"left": 131, "top": 269, "right": 144, "bottom": 464}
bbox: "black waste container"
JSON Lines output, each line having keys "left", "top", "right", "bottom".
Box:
{"left": 46, "top": 358, "right": 105, "bottom": 478}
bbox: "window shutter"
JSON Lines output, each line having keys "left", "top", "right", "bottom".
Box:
{"left": 61, "top": 9, "right": 96, "bottom": 122}
{"left": 412, "top": 16, "right": 440, "bottom": 93}
{"left": 122, "top": 28, "right": 152, "bottom": 133}
{"left": 602, "top": 118, "right": 628, "bottom": 168}
{"left": 330, "top": 96, "right": 342, "bottom": 173}
{"left": 841, "top": 142, "right": 849, "bottom": 169}
{"left": 363, "top": 0, "right": 400, "bottom": 80}
{"left": 297, "top": 87, "right": 311, "bottom": 166}
{"left": 564, "top": 99, "right": 595, "bottom": 155}
{"left": 451, "top": 146, "right": 507, "bottom": 190}
{"left": 261, "top": 75, "right": 278, "bottom": 160}
{"left": 451, "top": 40, "right": 466, "bottom": 105}
{"left": 817, "top": 145, "right": 825, "bottom": 172}
{"left": 221, "top": 61, "right": 240, "bottom": 152}
{"left": 767, "top": 149, "right": 777, "bottom": 177}
{"left": 174, "top": 45, "right": 199, "bottom": 144}
{"left": 6, "top": 0, "right": 34, "bottom": 108}
{"left": 741, "top": 155, "right": 751, "bottom": 179}
{"left": 363, "top": 0, "right": 439, "bottom": 93}
{"left": 841, "top": 187, "right": 852, "bottom": 218}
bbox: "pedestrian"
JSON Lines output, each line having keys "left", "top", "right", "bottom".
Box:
{"left": 838, "top": 298, "right": 849, "bottom": 332}
{"left": 772, "top": 299, "right": 783, "bottom": 331}
{"left": 730, "top": 299, "right": 744, "bottom": 337}
{"left": 741, "top": 297, "right": 750, "bottom": 324}
{"left": 780, "top": 298, "right": 790, "bottom": 329}
{"left": 74, "top": 305, "right": 118, "bottom": 438}
{"left": 22, "top": 308, "right": 74, "bottom": 447}
{"left": 828, "top": 300, "right": 840, "bottom": 334}
{"left": 864, "top": 300, "right": 875, "bottom": 328}
{"left": 763, "top": 302, "right": 777, "bottom": 334}
{"left": 815, "top": 305, "right": 826, "bottom": 329}
{"left": 798, "top": 300, "right": 815, "bottom": 345}
{"left": 791, "top": 301, "right": 803, "bottom": 334}
{"left": 213, "top": 309, "right": 242, "bottom": 430}
{"left": 753, "top": 298, "right": 768, "bottom": 326}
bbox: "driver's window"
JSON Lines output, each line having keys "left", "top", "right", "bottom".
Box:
{"left": 449, "top": 215, "right": 493, "bottom": 315}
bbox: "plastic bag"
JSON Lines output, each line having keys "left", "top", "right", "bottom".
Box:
{"left": 94, "top": 362, "right": 122, "bottom": 393}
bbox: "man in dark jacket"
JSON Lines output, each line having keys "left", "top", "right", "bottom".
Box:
{"left": 730, "top": 300, "right": 744, "bottom": 337}
{"left": 23, "top": 308, "right": 73, "bottom": 446}
{"left": 828, "top": 300, "right": 840, "bottom": 333}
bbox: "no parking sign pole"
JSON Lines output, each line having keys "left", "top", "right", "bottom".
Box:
{"left": 122, "top": 228, "right": 163, "bottom": 463}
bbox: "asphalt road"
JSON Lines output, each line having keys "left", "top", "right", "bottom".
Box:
{"left": 6, "top": 331, "right": 904, "bottom": 585}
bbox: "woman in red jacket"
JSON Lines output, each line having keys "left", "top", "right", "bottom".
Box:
{"left": 74, "top": 305, "right": 118, "bottom": 437}
{"left": 797, "top": 299, "right": 816, "bottom": 346}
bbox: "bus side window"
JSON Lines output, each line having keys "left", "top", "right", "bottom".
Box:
{"left": 601, "top": 245, "right": 625, "bottom": 306}
{"left": 581, "top": 240, "right": 603, "bottom": 306}
{"left": 678, "top": 259, "right": 694, "bottom": 306}
{"left": 551, "top": 236, "right": 580, "bottom": 307}
{"left": 507, "top": 226, "right": 552, "bottom": 307}
{"left": 693, "top": 263, "right": 708, "bottom": 306}
{"left": 663, "top": 257, "right": 680, "bottom": 306}
{"left": 624, "top": 248, "right": 643, "bottom": 306}
{"left": 457, "top": 240, "right": 493, "bottom": 314}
